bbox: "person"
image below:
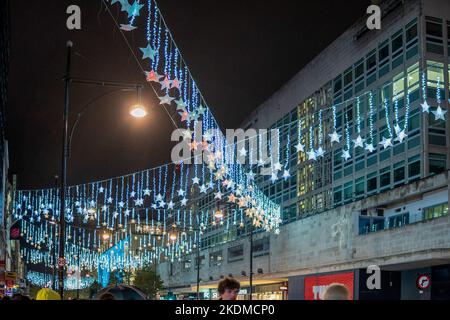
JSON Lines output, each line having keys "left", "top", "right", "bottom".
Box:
{"left": 35, "top": 288, "right": 61, "bottom": 300}
{"left": 322, "top": 283, "right": 350, "bottom": 300}
{"left": 99, "top": 292, "right": 116, "bottom": 300}
{"left": 217, "top": 277, "right": 240, "bottom": 301}
{"left": 12, "top": 294, "right": 31, "bottom": 301}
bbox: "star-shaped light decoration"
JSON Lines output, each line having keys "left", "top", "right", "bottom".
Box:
{"left": 158, "top": 200, "right": 166, "bottom": 208}
{"left": 130, "top": 191, "right": 136, "bottom": 198}
{"left": 192, "top": 177, "right": 200, "bottom": 185}
{"left": 329, "top": 131, "right": 341, "bottom": 145}
{"left": 315, "top": 147, "right": 325, "bottom": 158}
{"left": 283, "top": 170, "right": 291, "bottom": 180}
{"left": 379, "top": 137, "right": 393, "bottom": 149}
{"left": 120, "top": 24, "right": 137, "bottom": 32}
{"left": 99, "top": 187, "right": 105, "bottom": 193}
{"left": 151, "top": 203, "right": 158, "bottom": 210}
{"left": 394, "top": 130, "right": 408, "bottom": 143}
{"left": 295, "top": 142, "right": 305, "bottom": 153}
{"left": 257, "top": 158, "right": 266, "bottom": 167}
{"left": 175, "top": 99, "right": 187, "bottom": 112}
{"left": 145, "top": 70, "right": 161, "bottom": 82}
{"left": 365, "top": 143, "right": 375, "bottom": 153}
{"left": 177, "top": 189, "right": 186, "bottom": 197}
{"left": 199, "top": 185, "right": 208, "bottom": 194}
{"left": 139, "top": 44, "right": 156, "bottom": 61}
{"left": 420, "top": 100, "right": 430, "bottom": 113}
{"left": 156, "top": 194, "right": 163, "bottom": 202}
{"left": 135, "top": 198, "right": 144, "bottom": 206}
{"left": 124, "top": 209, "right": 131, "bottom": 216}
{"left": 228, "top": 194, "right": 237, "bottom": 203}
{"left": 118, "top": 201, "right": 125, "bottom": 208}
{"left": 160, "top": 76, "right": 172, "bottom": 91}
{"left": 214, "top": 191, "right": 223, "bottom": 200}
{"left": 158, "top": 94, "right": 174, "bottom": 106}
{"left": 127, "top": 0, "right": 144, "bottom": 17}
{"left": 432, "top": 106, "right": 447, "bottom": 121}
{"left": 167, "top": 201, "right": 175, "bottom": 210}
{"left": 271, "top": 172, "right": 278, "bottom": 183}
{"left": 101, "top": 205, "right": 108, "bottom": 212}
{"left": 171, "top": 78, "right": 181, "bottom": 90}
{"left": 307, "top": 150, "right": 317, "bottom": 161}
{"left": 239, "top": 147, "right": 247, "bottom": 157}
{"left": 342, "top": 149, "right": 351, "bottom": 162}
{"left": 273, "top": 162, "right": 282, "bottom": 171}
{"left": 143, "top": 188, "right": 151, "bottom": 196}
{"left": 353, "top": 135, "right": 366, "bottom": 149}
{"left": 197, "top": 105, "right": 207, "bottom": 116}
{"left": 189, "top": 140, "right": 199, "bottom": 151}
{"left": 246, "top": 170, "right": 255, "bottom": 181}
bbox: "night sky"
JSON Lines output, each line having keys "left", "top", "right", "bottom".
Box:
{"left": 6, "top": 0, "right": 370, "bottom": 190}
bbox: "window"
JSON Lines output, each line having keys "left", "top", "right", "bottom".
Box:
{"left": 252, "top": 238, "right": 270, "bottom": 257}
{"left": 429, "top": 153, "right": 446, "bottom": 175}
{"left": 388, "top": 213, "right": 409, "bottom": 229}
{"left": 393, "top": 161, "right": 405, "bottom": 185}
{"left": 344, "top": 182, "right": 353, "bottom": 202}
{"left": 355, "top": 177, "right": 365, "bottom": 198}
{"left": 426, "top": 16, "right": 444, "bottom": 54}
{"left": 379, "top": 167, "right": 391, "bottom": 189}
{"left": 210, "top": 250, "right": 223, "bottom": 267}
{"left": 408, "top": 155, "right": 421, "bottom": 178}
{"left": 367, "top": 172, "right": 377, "bottom": 193}
{"left": 228, "top": 244, "right": 244, "bottom": 262}
{"left": 334, "top": 186, "right": 342, "bottom": 205}
{"left": 423, "top": 203, "right": 448, "bottom": 220}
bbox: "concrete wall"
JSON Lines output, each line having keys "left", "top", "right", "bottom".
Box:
{"left": 160, "top": 172, "right": 450, "bottom": 289}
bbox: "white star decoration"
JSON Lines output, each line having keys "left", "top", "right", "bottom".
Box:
{"left": 395, "top": 130, "right": 408, "bottom": 143}
{"left": 432, "top": 106, "right": 447, "bottom": 121}
{"left": 192, "top": 177, "right": 200, "bottom": 185}
{"left": 365, "top": 143, "right": 375, "bottom": 153}
{"left": 329, "top": 131, "right": 341, "bottom": 144}
{"left": 158, "top": 95, "right": 174, "bottom": 105}
{"left": 295, "top": 143, "right": 305, "bottom": 153}
{"left": 283, "top": 170, "right": 290, "bottom": 180}
{"left": 315, "top": 147, "right": 325, "bottom": 158}
{"left": 353, "top": 135, "right": 366, "bottom": 149}
{"left": 181, "top": 198, "right": 188, "bottom": 206}
{"left": 421, "top": 100, "right": 430, "bottom": 113}
{"left": 214, "top": 191, "right": 223, "bottom": 200}
{"left": 342, "top": 149, "right": 351, "bottom": 162}
{"left": 307, "top": 150, "right": 317, "bottom": 161}
{"left": 379, "top": 137, "right": 393, "bottom": 149}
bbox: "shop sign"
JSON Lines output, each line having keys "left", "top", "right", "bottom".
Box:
{"left": 304, "top": 272, "right": 354, "bottom": 300}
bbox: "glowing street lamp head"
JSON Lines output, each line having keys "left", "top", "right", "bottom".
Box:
{"left": 169, "top": 233, "right": 177, "bottom": 241}
{"left": 129, "top": 104, "right": 148, "bottom": 118}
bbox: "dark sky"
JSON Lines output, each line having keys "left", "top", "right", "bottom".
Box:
{"left": 6, "top": 0, "right": 370, "bottom": 190}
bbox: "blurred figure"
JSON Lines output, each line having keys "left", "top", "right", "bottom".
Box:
{"left": 99, "top": 292, "right": 116, "bottom": 300}
{"left": 218, "top": 277, "right": 240, "bottom": 301}
{"left": 322, "top": 283, "right": 350, "bottom": 300}
{"left": 35, "top": 288, "right": 61, "bottom": 300}
{"left": 12, "top": 294, "right": 31, "bottom": 301}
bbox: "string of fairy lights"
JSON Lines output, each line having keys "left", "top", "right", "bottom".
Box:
{"left": 18, "top": 0, "right": 448, "bottom": 288}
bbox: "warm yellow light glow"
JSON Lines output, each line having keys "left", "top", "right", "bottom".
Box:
{"left": 214, "top": 210, "right": 224, "bottom": 219}
{"left": 130, "top": 104, "right": 148, "bottom": 118}
{"left": 169, "top": 233, "right": 177, "bottom": 241}
{"left": 102, "top": 233, "right": 110, "bottom": 241}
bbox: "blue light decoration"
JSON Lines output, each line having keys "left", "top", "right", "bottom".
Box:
{"left": 353, "top": 96, "right": 365, "bottom": 149}
{"left": 380, "top": 95, "right": 394, "bottom": 150}
{"left": 342, "top": 111, "right": 351, "bottom": 162}
{"left": 316, "top": 109, "right": 325, "bottom": 158}
{"left": 365, "top": 92, "right": 376, "bottom": 153}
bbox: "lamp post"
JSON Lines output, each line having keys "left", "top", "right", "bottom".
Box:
{"left": 59, "top": 41, "right": 147, "bottom": 299}
{"left": 249, "top": 220, "right": 254, "bottom": 301}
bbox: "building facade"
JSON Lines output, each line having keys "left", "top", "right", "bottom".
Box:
{"left": 158, "top": 0, "right": 450, "bottom": 300}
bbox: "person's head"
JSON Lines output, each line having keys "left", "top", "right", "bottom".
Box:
{"left": 322, "top": 283, "right": 350, "bottom": 300}
{"left": 218, "top": 277, "right": 240, "bottom": 300}
{"left": 99, "top": 292, "right": 116, "bottom": 300}
{"left": 12, "top": 294, "right": 30, "bottom": 301}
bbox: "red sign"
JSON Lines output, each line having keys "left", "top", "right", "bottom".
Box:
{"left": 304, "top": 272, "right": 354, "bottom": 300}
{"left": 417, "top": 275, "right": 431, "bottom": 290}
{"left": 10, "top": 227, "right": 20, "bottom": 240}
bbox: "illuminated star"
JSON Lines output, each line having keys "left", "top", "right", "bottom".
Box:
{"left": 432, "top": 106, "right": 447, "bottom": 121}
{"left": 119, "top": 24, "right": 137, "bottom": 32}
{"left": 160, "top": 76, "right": 172, "bottom": 91}
{"left": 199, "top": 185, "right": 207, "bottom": 194}
{"left": 156, "top": 194, "right": 163, "bottom": 202}
{"left": 352, "top": 135, "right": 366, "bottom": 149}
{"left": 130, "top": 191, "right": 136, "bottom": 198}
{"left": 158, "top": 94, "right": 174, "bottom": 106}
{"left": 307, "top": 150, "right": 317, "bottom": 161}
{"left": 181, "top": 198, "right": 188, "bottom": 206}
{"left": 214, "top": 191, "right": 223, "bottom": 200}
{"left": 177, "top": 189, "right": 186, "bottom": 197}
{"left": 167, "top": 201, "right": 175, "bottom": 210}
{"left": 171, "top": 78, "right": 181, "bottom": 90}
{"left": 257, "top": 158, "right": 266, "bottom": 167}
{"left": 203, "top": 131, "right": 214, "bottom": 142}
{"left": 175, "top": 99, "right": 187, "bottom": 112}
{"left": 139, "top": 44, "right": 156, "bottom": 61}
{"left": 420, "top": 100, "right": 430, "bottom": 113}
{"left": 143, "top": 188, "right": 151, "bottom": 196}
{"left": 273, "top": 162, "right": 282, "bottom": 171}
{"left": 239, "top": 147, "right": 247, "bottom": 157}
{"left": 295, "top": 143, "right": 305, "bottom": 153}
{"left": 189, "top": 140, "right": 199, "bottom": 151}
{"left": 315, "top": 147, "right": 325, "bottom": 158}
{"left": 342, "top": 149, "right": 351, "bottom": 162}
{"left": 135, "top": 198, "right": 144, "bottom": 206}
{"left": 395, "top": 130, "right": 408, "bottom": 143}
{"left": 99, "top": 187, "right": 105, "bottom": 193}
{"left": 124, "top": 209, "right": 131, "bottom": 216}
{"left": 329, "top": 131, "right": 341, "bottom": 144}
{"left": 379, "top": 137, "right": 393, "bottom": 149}
{"left": 151, "top": 203, "right": 157, "bottom": 210}
{"left": 228, "top": 194, "right": 237, "bottom": 203}
{"left": 101, "top": 205, "right": 108, "bottom": 212}
{"left": 158, "top": 200, "right": 166, "bottom": 208}
{"left": 192, "top": 177, "right": 200, "bottom": 185}
{"left": 282, "top": 170, "right": 290, "bottom": 180}
{"left": 197, "top": 105, "right": 207, "bottom": 116}
{"left": 246, "top": 171, "right": 255, "bottom": 181}
{"left": 271, "top": 172, "right": 278, "bottom": 183}
{"left": 365, "top": 143, "right": 375, "bottom": 153}
{"left": 127, "top": 0, "right": 144, "bottom": 17}
{"left": 118, "top": 201, "right": 125, "bottom": 208}
{"left": 145, "top": 70, "right": 161, "bottom": 82}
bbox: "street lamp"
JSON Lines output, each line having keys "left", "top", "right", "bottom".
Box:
{"left": 59, "top": 40, "right": 147, "bottom": 299}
